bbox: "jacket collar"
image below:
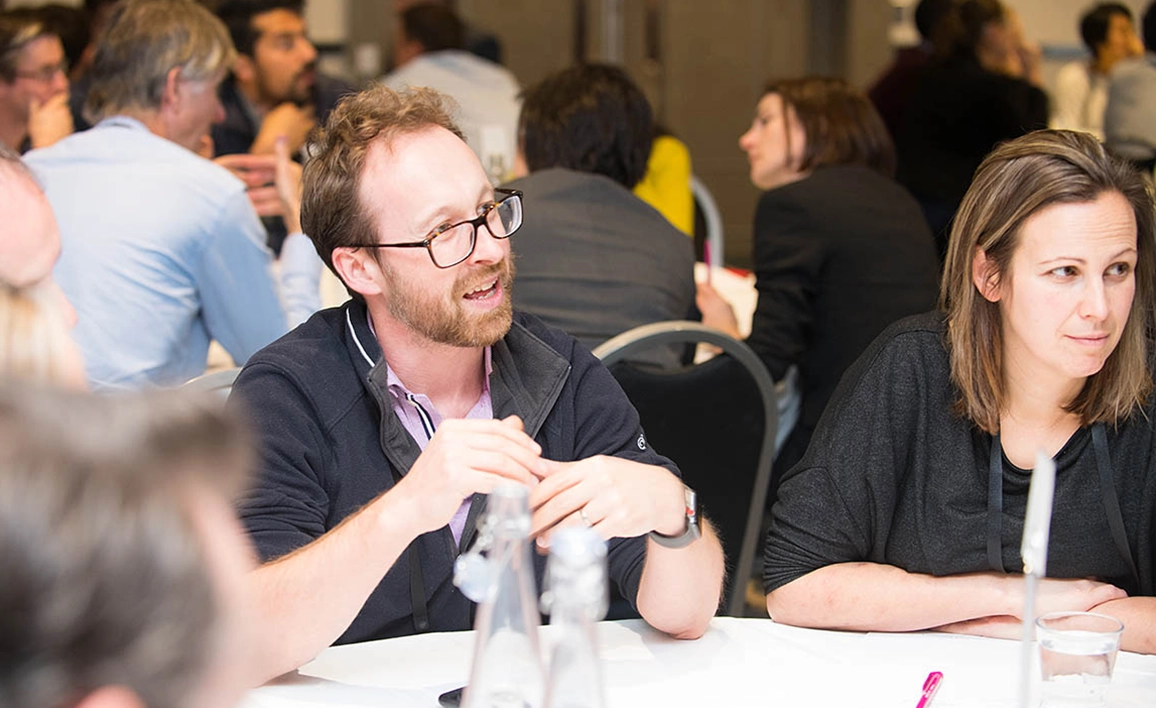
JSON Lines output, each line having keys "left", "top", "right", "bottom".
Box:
{"left": 341, "top": 299, "right": 570, "bottom": 440}
{"left": 340, "top": 299, "right": 571, "bottom": 552}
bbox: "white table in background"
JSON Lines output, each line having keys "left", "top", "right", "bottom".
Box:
{"left": 241, "top": 617, "right": 1156, "bottom": 708}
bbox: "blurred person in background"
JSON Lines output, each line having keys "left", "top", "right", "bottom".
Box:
{"left": 0, "top": 383, "right": 259, "bottom": 708}
{"left": 212, "top": 0, "right": 352, "bottom": 159}
{"left": 697, "top": 76, "right": 938, "bottom": 490}
{"left": 213, "top": 0, "right": 353, "bottom": 255}
{"left": 896, "top": 0, "right": 1048, "bottom": 258}
{"left": 0, "top": 8, "right": 72, "bottom": 152}
{"left": 380, "top": 2, "right": 519, "bottom": 183}
{"left": 505, "top": 63, "right": 695, "bottom": 367}
{"left": 392, "top": 0, "right": 502, "bottom": 65}
{"left": 1104, "top": 0, "right": 1156, "bottom": 173}
{"left": 0, "top": 143, "right": 64, "bottom": 289}
{"left": 68, "top": 0, "right": 122, "bottom": 131}
{"left": 869, "top": 0, "right": 954, "bottom": 142}
{"left": 25, "top": 0, "right": 320, "bottom": 390}
{"left": 633, "top": 125, "right": 695, "bottom": 237}
{"left": 0, "top": 280, "right": 85, "bottom": 388}
{"left": 1052, "top": 2, "right": 1142, "bottom": 139}
{"left": 0, "top": 143, "right": 83, "bottom": 388}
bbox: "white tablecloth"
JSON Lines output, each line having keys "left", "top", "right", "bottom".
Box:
{"left": 242, "top": 618, "right": 1156, "bottom": 708}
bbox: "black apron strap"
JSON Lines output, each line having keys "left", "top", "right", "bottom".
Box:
{"left": 987, "top": 433, "right": 1006, "bottom": 573}
{"left": 1091, "top": 424, "right": 1140, "bottom": 588}
{"left": 409, "top": 543, "right": 430, "bottom": 633}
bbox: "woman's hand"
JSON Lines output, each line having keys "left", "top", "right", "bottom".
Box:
{"left": 696, "top": 281, "right": 741, "bottom": 338}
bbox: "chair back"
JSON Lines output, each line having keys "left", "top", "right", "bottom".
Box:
{"left": 691, "top": 175, "right": 725, "bottom": 265}
{"left": 182, "top": 367, "right": 241, "bottom": 401}
{"left": 593, "top": 321, "right": 777, "bottom": 616}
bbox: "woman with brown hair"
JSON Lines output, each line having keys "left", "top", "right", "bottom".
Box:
{"left": 763, "top": 129, "right": 1156, "bottom": 654}
{"left": 698, "top": 76, "right": 938, "bottom": 480}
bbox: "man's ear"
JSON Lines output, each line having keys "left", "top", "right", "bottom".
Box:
{"left": 233, "top": 54, "right": 257, "bottom": 88}
{"left": 160, "top": 66, "right": 183, "bottom": 112}
{"left": 972, "top": 247, "right": 1002, "bottom": 303}
{"left": 74, "top": 686, "right": 146, "bottom": 708}
{"left": 332, "top": 247, "right": 384, "bottom": 298}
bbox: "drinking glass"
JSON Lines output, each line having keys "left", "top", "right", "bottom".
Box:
{"left": 1036, "top": 611, "right": 1124, "bottom": 707}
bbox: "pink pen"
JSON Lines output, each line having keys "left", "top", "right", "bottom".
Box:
{"left": 915, "top": 671, "right": 943, "bottom": 708}
{"left": 703, "top": 240, "right": 713, "bottom": 284}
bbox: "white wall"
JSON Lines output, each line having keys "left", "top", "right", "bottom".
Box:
{"left": 1010, "top": 0, "right": 1148, "bottom": 50}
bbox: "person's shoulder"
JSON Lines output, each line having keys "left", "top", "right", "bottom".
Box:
{"left": 844, "top": 312, "right": 948, "bottom": 381}
{"left": 507, "top": 167, "right": 616, "bottom": 200}
{"left": 238, "top": 307, "right": 355, "bottom": 393}
{"left": 510, "top": 310, "right": 580, "bottom": 357}
{"left": 1056, "top": 60, "right": 1090, "bottom": 85}
{"left": 252, "top": 305, "right": 348, "bottom": 361}
{"left": 1111, "top": 54, "right": 1156, "bottom": 80}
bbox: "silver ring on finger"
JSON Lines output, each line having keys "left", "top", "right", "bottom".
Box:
{"left": 579, "top": 507, "right": 591, "bottom": 527}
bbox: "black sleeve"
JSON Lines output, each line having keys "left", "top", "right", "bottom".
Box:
{"left": 563, "top": 340, "right": 683, "bottom": 607}
{"left": 210, "top": 123, "right": 256, "bottom": 158}
{"left": 229, "top": 361, "right": 335, "bottom": 562}
{"left": 744, "top": 192, "right": 827, "bottom": 381}
{"left": 762, "top": 322, "right": 934, "bottom": 592}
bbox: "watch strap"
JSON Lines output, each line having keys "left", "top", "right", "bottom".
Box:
{"left": 648, "top": 484, "right": 701, "bottom": 549}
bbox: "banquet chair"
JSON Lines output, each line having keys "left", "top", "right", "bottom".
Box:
{"left": 691, "top": 175, "right": 725, "bottom": 265}
{"left": 182, "top": 367, "right": 241, "bottom": 401}
{"left": 593, "top": 321, "right": 777, "bottom": 616}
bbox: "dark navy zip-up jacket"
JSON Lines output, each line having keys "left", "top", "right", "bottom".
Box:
{"left": 231, "top": 300, "right": 676, "bottom": 644}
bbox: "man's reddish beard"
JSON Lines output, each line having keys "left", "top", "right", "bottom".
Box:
{"left": 382, "top": 256, "right": 516, "bottom": 347}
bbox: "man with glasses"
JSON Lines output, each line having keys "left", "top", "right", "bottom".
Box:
{"left": 0, "top": 9, "right": 72, "bottom": 152}
{"left": 230, "top": 84, "right": 725, "bottom": 681}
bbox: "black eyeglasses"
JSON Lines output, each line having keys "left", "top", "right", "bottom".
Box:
{"left": 360, "top": 189, "right": 523, "bottom": 269}
{"left": 13, "top": 61, "right": 67, "bottom": 84}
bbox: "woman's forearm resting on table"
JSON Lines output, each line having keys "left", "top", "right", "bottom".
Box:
{"left": 766, "top": 563, "right": 1025, "bottom": 632}
{"left": 766, "top": 562, "right": 1135, "bottom": 643}
{"left": 1090, "top": 596, "right": 1156, "bottom": 654}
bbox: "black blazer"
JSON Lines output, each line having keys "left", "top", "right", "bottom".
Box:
{"left": 746, "top": 164, "right": 939, "bottom": 476}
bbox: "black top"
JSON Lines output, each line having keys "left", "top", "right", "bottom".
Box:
{"left": 897, "top": 55, "right": 1048, "bottom": 210}
{"left": 210, "top": 73, "right": 354, "bottom": 158}
{"left": 231, "top": 301, "right": 666, "bottom": 643}
{"left": 764, "top": 313, "right": 1156, "bottom": 598}
{"left": 209, "top": 73, "right": 354, "bottom": 254}
{"left": 746, "top": 164, "right": 938, "bottom": 475}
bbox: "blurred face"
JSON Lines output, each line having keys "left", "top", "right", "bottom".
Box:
{"left": 182, "top": 488, "right": 258, "bottom": 708}
{"left": 0, "top": 36, "right": 68, "bottom": 135}
{"left": 739, "top": 93, "right": 807, "bottom": 191}
{"left": 351, "top": 127, "right": 515, "bottom": 347}
{"left": 1098, "top": 13, "right": 1143, "bottom": 68}
{"left": 168, "top": 71, "right": 226, "bottom": 153}
{"left": 0, "top": 168, "right": 63, "bottom": 286}
{"left": 247, "top": 9, "right": 316, "bottom": 106}
{"left": 979, "top": 191, "right": 1138, "bottom": 397}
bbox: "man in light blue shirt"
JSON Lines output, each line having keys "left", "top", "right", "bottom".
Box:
{"left": 25, "top": 0, "right": 320, "bottom": 390}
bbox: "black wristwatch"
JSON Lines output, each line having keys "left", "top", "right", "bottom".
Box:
{"left": 648, "top": 484, "right": 701, "bottom": 548}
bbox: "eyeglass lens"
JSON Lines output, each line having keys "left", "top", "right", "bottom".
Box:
{"left": 429, "top": 195, "right": 522, "bottom": 267}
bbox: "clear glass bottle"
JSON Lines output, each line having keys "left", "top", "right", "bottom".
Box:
{"left": 541, "top": 526, "right": 608, "bottom": 708}
{"left": 460, "top": 483, "right": 544, "bottom": 708}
